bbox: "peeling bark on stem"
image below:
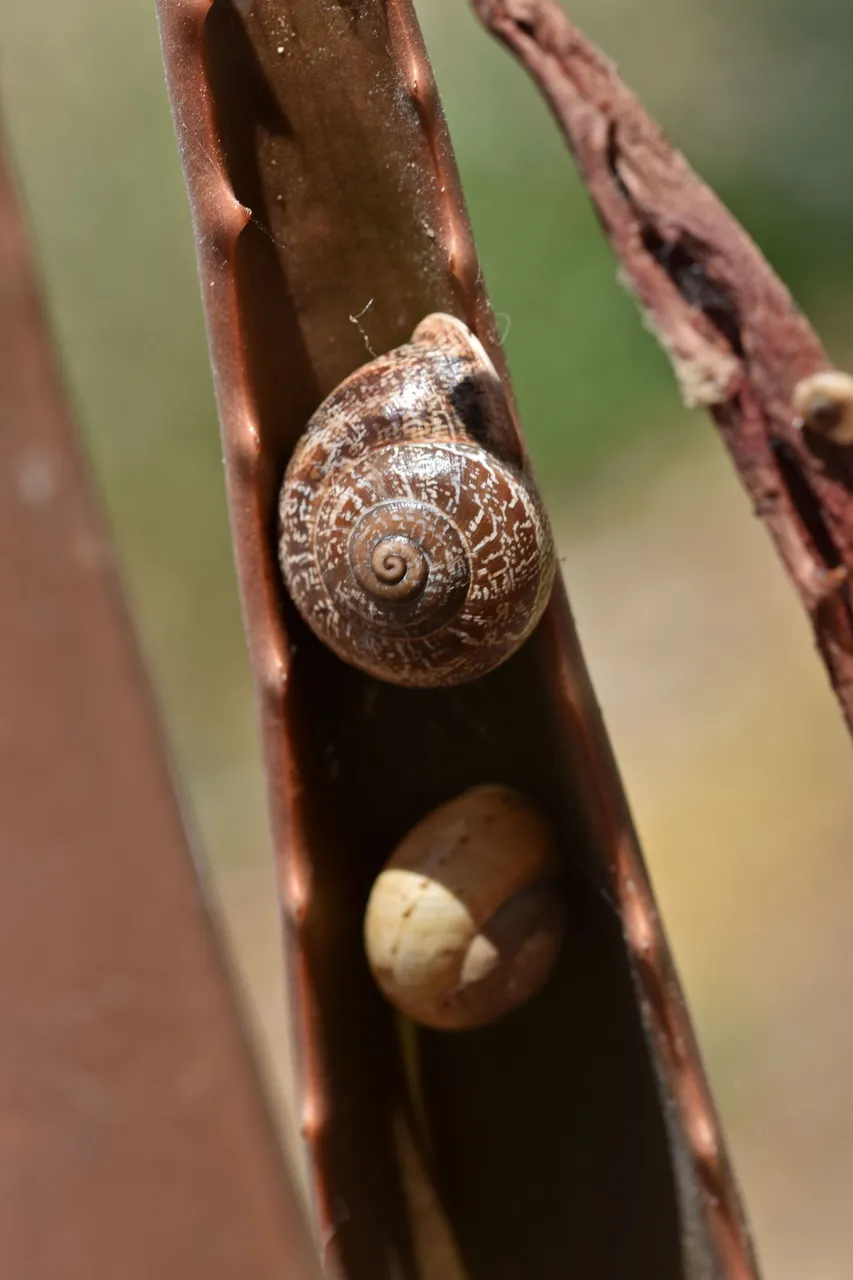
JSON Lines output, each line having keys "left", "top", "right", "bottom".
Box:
{"left": 469, "top": 0, "right": 853, "bottom": 738}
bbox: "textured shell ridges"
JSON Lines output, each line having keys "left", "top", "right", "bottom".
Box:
{"left": 279, "top": 316, "right": 556, "bottom": 687}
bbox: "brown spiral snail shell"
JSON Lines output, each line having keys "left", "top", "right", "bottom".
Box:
{"left": 278, "top": 314, "right": 556, "bottom": 686}
{"left": 364, "top": 785, "right": 565, "bottom": 1030}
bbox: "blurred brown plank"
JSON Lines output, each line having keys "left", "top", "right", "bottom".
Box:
{"left": 0, "top": 126, "right": 320, "bottom": 1279}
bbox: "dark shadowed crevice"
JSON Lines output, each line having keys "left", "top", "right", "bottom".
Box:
{"left": 640, "top": 227, "right": 745, "bottom": 358}
{"left": 771, "top": 437, "right": 843, "bottom": 573}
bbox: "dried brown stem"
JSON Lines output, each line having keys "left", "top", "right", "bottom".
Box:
{"left": 470, "top": 0, "right": 853, "bottom": 737}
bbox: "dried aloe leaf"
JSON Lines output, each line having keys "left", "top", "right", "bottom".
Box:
{"left": 154, "top": 2, "right": 758, "bottom": 1276}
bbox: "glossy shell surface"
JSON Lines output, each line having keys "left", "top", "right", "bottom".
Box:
{"left": 279, "top": 315, "right": 556, "bottom": 686}
{"left": 364, "top": 784, "right": 565, "bottom": 1030}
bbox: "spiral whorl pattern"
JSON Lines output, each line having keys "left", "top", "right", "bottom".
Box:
{"left": 279, "top": 315, "right": 555, "bottom": 687}
{"left": 359, "top": 534, "right": 426, "bottom": 597}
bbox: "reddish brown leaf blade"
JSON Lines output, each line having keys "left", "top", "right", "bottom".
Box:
{"left": 155, "top": 1, "right": 756, "bottom": 1276}
{"left": 0, "top": 126, "right": 320, "bottom": 1280}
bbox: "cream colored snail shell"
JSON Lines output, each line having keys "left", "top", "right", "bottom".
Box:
{"left": 364, "top": 784, "right": 565, "bottom": 1030}
{"left": 792, "top": 370, "right": 853, "bottom": 444}
{"left": 278, "top": 314, "right": 556, "bottom": 687}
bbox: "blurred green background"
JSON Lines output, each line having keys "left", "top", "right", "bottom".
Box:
{"left": 0, "top": 0, "right": 850, "bottom": 1273}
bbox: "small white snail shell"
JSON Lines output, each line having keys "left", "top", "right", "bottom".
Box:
{"left": 364, "top": 785, "right": 565, "bottom": 1030}
{"left": 792, "top": 370, "right": 853, "bottom": 444}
